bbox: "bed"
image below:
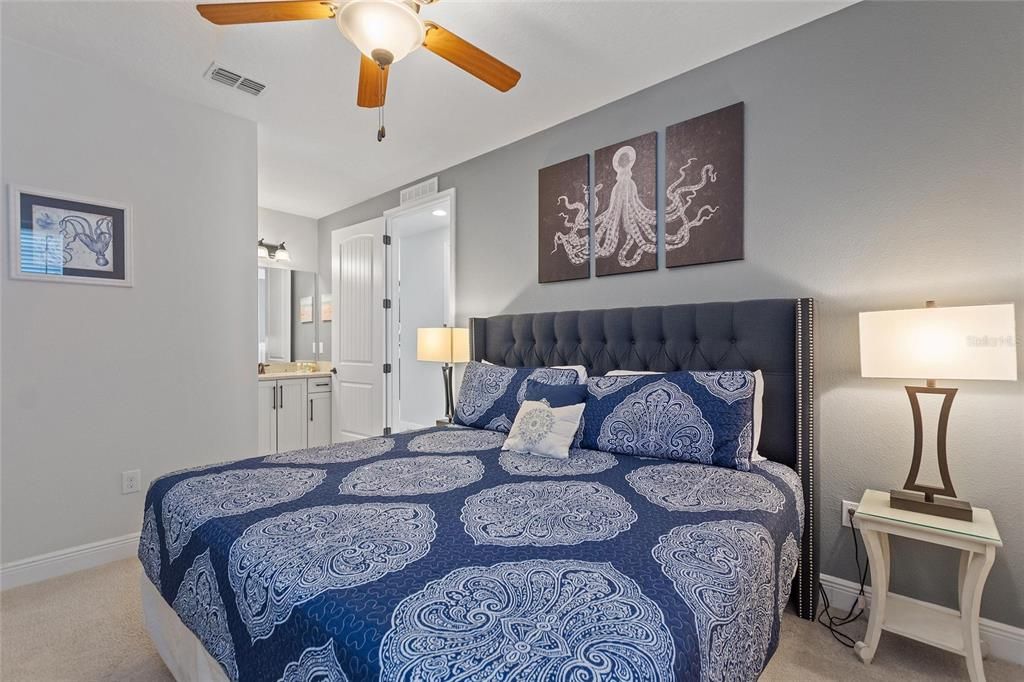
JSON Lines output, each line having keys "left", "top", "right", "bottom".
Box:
{"left": 140, "top": 298, "right": 818, "bottom": 681}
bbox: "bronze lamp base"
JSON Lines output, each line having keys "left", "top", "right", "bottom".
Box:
{"left": 893, "top": 384, "right": 973, "bottom": 522}
{"left": 889, "top": 489, "right": 973, "bottom": 521}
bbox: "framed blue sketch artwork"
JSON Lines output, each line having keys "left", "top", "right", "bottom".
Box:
{"left": 9, "top": 185, "right": 133, "bottom": 286}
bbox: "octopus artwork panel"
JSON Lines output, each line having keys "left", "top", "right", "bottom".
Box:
{"left": 538, "top": 154, "right": 590, "bottom": 283}
{"left": 665, "top": 102, "right": 744, "bottom": 268}
{"left": 594, "top": 131, "right": 659, "bottom": 276}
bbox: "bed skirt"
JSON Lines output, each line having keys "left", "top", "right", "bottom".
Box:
{"left": 140, "top": 572, "right": 229, "bottom": 682}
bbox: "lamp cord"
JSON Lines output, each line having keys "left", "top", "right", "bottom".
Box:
{"left": 816, "top": 512, "right": 870, "bottom": 647}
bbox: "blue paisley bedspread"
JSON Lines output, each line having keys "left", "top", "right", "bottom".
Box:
{"left": 139, "top": 426, "right": 803, "bottom": 682}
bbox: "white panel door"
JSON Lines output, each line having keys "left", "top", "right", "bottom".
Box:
{"left": 276, "top": 379, "right": 308, "bottom": 453}
{"left": 332, "top": 217, "right": 386, "bottom": 442}
{"left": 308, "top": 391, "right": 332, "bottom": 448}
{"left": 257, "top": 381, "right": 278, "bottom": 456}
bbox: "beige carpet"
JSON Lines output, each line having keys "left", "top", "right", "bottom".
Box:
{"left": 1, "top": 559, "right": 1021, "bottom": 681}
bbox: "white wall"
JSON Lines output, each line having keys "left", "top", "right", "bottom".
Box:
{"left": 259, "top": 207, "right": 317, "bottom": 273}
{"left": 396, "top": 227, "right": 448, "bottom": 430}
{"left": 1, "top": 40, "right": 258, "bottom": 563}
{"left": 319, "top": 2, "right": 1024, "bottom": 627}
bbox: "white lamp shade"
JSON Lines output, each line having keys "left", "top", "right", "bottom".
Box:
{"left": 859, "top": 304, "right": 1017, "bottom": 381}
{"left": 336, "top": 0, "right": 425, "bottom": 64}
{"left": 273, "top": 246, "right": 290, "bottom": 262}
{"left": 417, "top": 327, "right": 469, "bottom": 364}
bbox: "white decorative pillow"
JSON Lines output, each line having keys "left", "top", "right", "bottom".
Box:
{"left": 502, "top": 399, "right": 585, "bottom": 460}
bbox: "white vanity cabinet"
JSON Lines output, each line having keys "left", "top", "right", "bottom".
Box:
{"left": 307, "top": 378, "right": 333, "bottom": 448}
{"left": 275, "top": 379, "right": 309, "bottom": 453}
{"left": 259, "top": 376, "right": 332, "bottom": 455}
{"left": 257, "top": 381, "right": 278, "bottom": 456}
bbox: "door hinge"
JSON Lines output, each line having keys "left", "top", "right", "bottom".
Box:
{"left": 383, "top": 298, "right": 392, "bottom": 309}
{"left": 382, "top": 234, "right": 392, "bottom": 246}
{"left": 383, "top": 426, "right": 392, "bottom": 436}
{"left": 383, "top": 363, "right": 392, "bottom": 374}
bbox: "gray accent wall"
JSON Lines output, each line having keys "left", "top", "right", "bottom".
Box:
{"left": 259, "top": 207, "right": 318, "bottom": 273}
{"left": 318, "top": 2, "right": 1024, "bottom": 627}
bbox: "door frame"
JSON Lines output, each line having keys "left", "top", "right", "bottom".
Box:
{"left": 383, "top": 188, "right": 456, "bottom": 431}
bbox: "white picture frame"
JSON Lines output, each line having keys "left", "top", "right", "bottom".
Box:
{"left": 8, "top": 184, "right": 134, "bottom": 287}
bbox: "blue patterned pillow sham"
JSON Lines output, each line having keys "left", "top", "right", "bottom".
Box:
{"left": 454, "top": 362, "right": 583, "bottom": 432}
{"left": 523, "top": 379, "right": 588, "bottom": 407}
{"left": 581, "top": 370, "right": 756, "bottom": 470}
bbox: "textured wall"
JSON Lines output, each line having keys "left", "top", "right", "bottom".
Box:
{"left": 2, "top": 40, "right": 258, "bottom": 562}
{"left": 318, "top": 2, "right": 1024, "bottom": 626}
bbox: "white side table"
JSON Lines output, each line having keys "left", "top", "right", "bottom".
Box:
{"left": 853, "top": 489, "right": 1002, "bottom": 682}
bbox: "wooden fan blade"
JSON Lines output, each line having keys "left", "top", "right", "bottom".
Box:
{"left": 422, "top": 22, "right": 520, "bottom": 92}
{"left": 196, "top": 1, "right": 335, "bottom": 25}
{"left": 357, "top": 54, "right": 389, "bottom": 108}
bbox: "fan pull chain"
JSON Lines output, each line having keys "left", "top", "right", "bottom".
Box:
{"left": 377, "top": 66, "right": 386, "bottom": 142}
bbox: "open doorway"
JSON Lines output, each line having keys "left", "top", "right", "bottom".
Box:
{"left": 330, "top": 189, "right": 454, "bottom": 440}
{"left": 385, "top": 190, "right": 455, "bottom": 432}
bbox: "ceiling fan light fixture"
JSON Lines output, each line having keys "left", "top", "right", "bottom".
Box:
{"left": 336, "top": 0, "right": 425, "bottom": 66}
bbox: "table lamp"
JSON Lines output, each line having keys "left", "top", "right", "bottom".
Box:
{"left": 417, "top": 326, "right": 470, "bottom": 423}
{"left": 859, "top": 301, "right": 1017, "bottom": 520}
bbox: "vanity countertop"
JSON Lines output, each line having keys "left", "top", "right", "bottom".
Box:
{"left": 258, "top": 371, "right": 333, "bottom": 381}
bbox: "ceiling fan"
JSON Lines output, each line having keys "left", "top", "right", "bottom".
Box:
{"left": 196, "top": 0, "right": 521, "bottom": 140}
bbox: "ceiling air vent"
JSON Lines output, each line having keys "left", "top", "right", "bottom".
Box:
{"left": 237, "top": 78, "right": 266, "bottom": 96}
{"left": 400, "top": 177, "right": 439, "bottom": 205}
{"left": 204, "top": 63, "right": 266, "bottom": 97}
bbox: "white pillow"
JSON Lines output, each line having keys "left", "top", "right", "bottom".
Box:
{"left": 502, "top": 399, "right": 585, "bottom": 460}
{"left": 750, "top": 369, "right": 766, "bottom": 462}
{"left": 605, "top": 370, "right": 661, "bottom": 376}
{"left": 484, "top": 359, "right": 588, "bottom": 382}
{"left": 604, "top": 368, "right": 767, "bottom": 461}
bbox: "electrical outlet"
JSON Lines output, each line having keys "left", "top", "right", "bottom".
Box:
{"left": 842, "top": 500, "right": 859, "bottom": 528}
{"left": 122, "top": 469, "right": 142, "bottom": 495}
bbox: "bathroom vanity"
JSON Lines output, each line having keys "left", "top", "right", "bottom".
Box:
{"left": 257, "top": 370, "right": 333, "bottom": 456}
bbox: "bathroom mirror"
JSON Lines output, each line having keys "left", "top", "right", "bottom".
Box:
{"left": 318, "top": 276, "right": 332, "bottom": 361}
{"left": 257, "top": 267, "right": 322, "bottom": 362}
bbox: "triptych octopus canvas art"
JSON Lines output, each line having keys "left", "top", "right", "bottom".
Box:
{"left": 538, "top": 102, "right": 744, "bottom": 283}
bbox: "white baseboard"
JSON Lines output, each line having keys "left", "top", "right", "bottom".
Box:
{"left": 0, "top": 532, "right": 140, "bottom": 591}
{"left": 820, "top": 573, "right": 1024, "bottom": 666}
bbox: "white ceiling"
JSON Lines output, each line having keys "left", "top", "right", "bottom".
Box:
{"left": 2, "top": 1, "right": 849, "bottom": 218}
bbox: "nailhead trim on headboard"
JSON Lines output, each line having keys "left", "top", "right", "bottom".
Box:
{"left": 794, "top": 297, "right": 819, "bottom": 620}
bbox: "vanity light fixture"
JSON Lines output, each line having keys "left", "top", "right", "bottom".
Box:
{"left": 257, "top": 238, "right": 291, "bottom": 262}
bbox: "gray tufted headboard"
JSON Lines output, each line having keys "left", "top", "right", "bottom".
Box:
{"left": 469, "top": 298, "right": 818, "bottom": 620}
